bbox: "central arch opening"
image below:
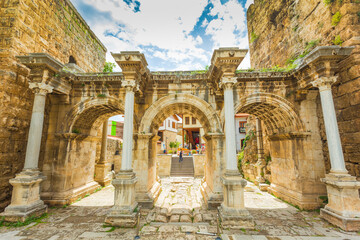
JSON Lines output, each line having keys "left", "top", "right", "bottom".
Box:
{"left": 138, "top": 93, "right": 224, "bottom": 215}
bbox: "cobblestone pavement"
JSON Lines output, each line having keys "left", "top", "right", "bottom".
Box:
{"left": 0, "top": 177, "right": 359, "bottom": 240}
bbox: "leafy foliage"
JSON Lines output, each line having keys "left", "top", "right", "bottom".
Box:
{"left": 324, "top": 0, "right": 335, "bottom": 6}
{"left": 72, "top": 128, "right": 80, "bottom": 134}
{"left": 286, "top": 39, "right": 320, "bottom": 65}
{"left": 103, "top": 62, "right": 116, "bottom": 73}
{"left": 331, "top": 12, "right": 342, "bottom": 26}
{"left": 250, "top": 31, "right": 259, "bottom": 43}
{"left": 0, "top": 213, "right": 48, "bottom": 228}
{"left": 191, "top": 65, "right": 209, "bottom": 74}
{"left": 332, "top": 35, "right": 343, "bottom": 45}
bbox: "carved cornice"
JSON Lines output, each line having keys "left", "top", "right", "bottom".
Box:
{"left": 16, "top": 53, "right": 73, "bottom": 95}
{"left": 111, "top": 51, "right": 148, "bottom": 76}
{"left": 17, "top": 53, "right": 64, "bottom": 73}
{"left": 295, "top": 46, "right": 354, "bottom": 89}
{"left": 75, "top": 72, "right": 124, "bottom": 82}
{"left": 208, "top": 48, "right": 247, "bottom": 93}
{"left": 210, "top": 48, "right": 248, "bottom": 74}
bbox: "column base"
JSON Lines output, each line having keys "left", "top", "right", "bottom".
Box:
{"left": 320, "top": 173, "right": 360, "bottom": 231}
{"left": 200, "top": 179, "right": 223, "bottom": 209}
{"left": 0, "top": 169, "right": 47, "bottom": 222}
{"left": 105, "top": 170, "right": 139, "bottom": 227}
{"left": 105, "top": 209, "right": 140, "bottom": 228}
{"left": 268, "top": 183, "right": 325, "bottom": 210}
{"left": 94, "top": 163, "right": 112, "bottom": 187}
{"left": 218, "top": 205, "right": 255, "bottom": 229}
{"left": 136, "top": 180, "right": 162, "bottom": 208}
{"left": 219, "top": 171, "right": 255, "bottom": 229}
{"left": 321, "top": 207, "right": 360, "bottom": 232}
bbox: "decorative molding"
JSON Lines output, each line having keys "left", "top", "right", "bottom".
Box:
{"left": 311, "top": 76, "right": 338, "bottom": 92}
{"left": 29, "top": 82, "right": 53, "bottom": 95}
{"left": 220, "top": 76, "right": 237, "bottom": 90}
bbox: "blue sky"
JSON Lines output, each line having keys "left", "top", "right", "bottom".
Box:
{"left": 72, "top": 0, "right": 254, "bottom": 71}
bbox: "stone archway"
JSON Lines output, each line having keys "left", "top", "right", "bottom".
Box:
{"left": 228, "top": 92, "right": 326, "bottom": 209}
{"left": 41, "top": 96, "right": 132, "bottom": 205}
{"left": 135, "top": 93, "right": 224, "bottom": 208}
{"left": 139, "top": 93, "right": 222, "bottom": 134}
{"left": 62, "top": 97, "right": 127, "bottom": 135}
{"left": 221, "top": 92, "right": 304, "bottom": 135}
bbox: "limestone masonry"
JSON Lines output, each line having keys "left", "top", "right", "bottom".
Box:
{"left": 0, "top": 0, "right": 106, "bottom": 211}
{"left": 248, "top": 0, "right": 360, "bottom": 178}
{"left": 0, "top": 0, "right": 359, "bottom": 232}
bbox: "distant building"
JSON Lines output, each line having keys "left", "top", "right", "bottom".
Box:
{"left": 107, "top": 120, "right": 124, "bottom": 140}
{"left": 158, "top": 115, "right": 181, "bottom": 152}
{"left": 235, "top": 113, "right": 249, "bottom": 152}
{"left": 182, "top": 115, "right": 204, "bottom": 150}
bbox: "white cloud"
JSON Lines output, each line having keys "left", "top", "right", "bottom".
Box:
{"left": 205, "top": 0, "right": 247, "bottom": 48}
{"left": 77, "top": 0, "right": 251, "bottom": 70}
{"left": 245, "top": 0, "right": 254, "bottom": 9}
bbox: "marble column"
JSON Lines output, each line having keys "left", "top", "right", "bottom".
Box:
{"left": 312, "top": 76, "right": 360, "bottom": 231}
{"left": 1, "top": 82, "right": 53, "bottom": 222}
{"left": 223, "top": 79, "right": 238, "bottom": 173}
{"left": 106, "top": 82, "right": 139, "bottom": 227}
{"left": 312, "top": 77, "right": 347, "bottom": 174}
{"left": 121, "top": 85, "right": 135, "bottom": 171}
{"left": 255, "top": 118, "right": 266, "bottom": 187}
{"left": 94, "top": 120, "right": 111, "bottom": 186}
{"left": 219, "top": 76, "right": 254, "bottom": 229}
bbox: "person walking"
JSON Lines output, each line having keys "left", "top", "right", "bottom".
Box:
{"left": 179, "top": 150, "right": 183, "bottom": 163}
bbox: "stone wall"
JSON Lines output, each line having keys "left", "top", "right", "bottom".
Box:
{"left": 161, "top": 130, "right": 178, "bottom": 153}
{"left": 0, "top": 0, "right": 106, "bottom": 211}
{"left": 239, "top": 116, "right": 271, "bottom": 183}
{"left": 193, "top": 154, "right": 205, "bottom": 177}
{"left": 247, "top": 0, "right": 360, "bottom": 179}
{"left": 157, "top": 154, "right": 172, "bottom": 177}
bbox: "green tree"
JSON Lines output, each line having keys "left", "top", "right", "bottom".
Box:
{"left": 169, "top": 141, "right": 175, "bottom": 150}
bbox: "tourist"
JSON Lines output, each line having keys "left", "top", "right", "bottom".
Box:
{"left": 179, "top": 150, "right": 183, "bottom": 163}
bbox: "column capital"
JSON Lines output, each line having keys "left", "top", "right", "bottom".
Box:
{"left": 220, "top": 76, "right": 237, "bottom": 90}
{"left": 311, "top": 76, "right": 338, "bottom": 92}
{"left": 122, "top": 80, "right": 138, "bottom": 92}
{"left": 29, "top": 82, "right": 53, "bottom": 95}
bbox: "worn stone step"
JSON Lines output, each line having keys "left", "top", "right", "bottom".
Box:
{"left": 170, "top": 156, "right": 194, "bottom": 177}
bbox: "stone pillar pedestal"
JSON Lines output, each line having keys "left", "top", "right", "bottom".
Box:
{"left": 1, "top": 82, "right": 52, "bottom": 221}
{"left": 254, "top": 118, "right": 266, "bottom": 188}
{"left": 105, "top": 170, "right": 139, "bottom": 227}
{"left": 320, "top": 174, "right": 360, "bottom": 231}
{"left": 1, "top": 170, "right": 47, "bottom": 222}
{"left": 94, "top": 120, "right": 111, "bottom": 186}
{"left": 94, "top": 163, "right": 112, "bottom": 187}
{"left": 218, "top": 172, "right": 255, "bottom": 229}
{"left": 311, "top": 76, "right": 360, "bottom": 231}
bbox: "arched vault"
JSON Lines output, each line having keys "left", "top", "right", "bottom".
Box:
{"left": 138, "top": 93, "right": 223, "bottom": 134}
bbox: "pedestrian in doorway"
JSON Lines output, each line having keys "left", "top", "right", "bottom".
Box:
{"left": 179, "top": 150, "right": 183, "bottom": 163}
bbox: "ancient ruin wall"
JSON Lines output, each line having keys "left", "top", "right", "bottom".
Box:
{"left": 247, "top": 0, "right": 360, "bottom": 179}
{"left": 0, "top": 0, "right": 106, "bottom": 210}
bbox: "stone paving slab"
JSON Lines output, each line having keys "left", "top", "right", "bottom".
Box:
{"left": 1, "top": 178, "right": 360, "bottom": 239}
